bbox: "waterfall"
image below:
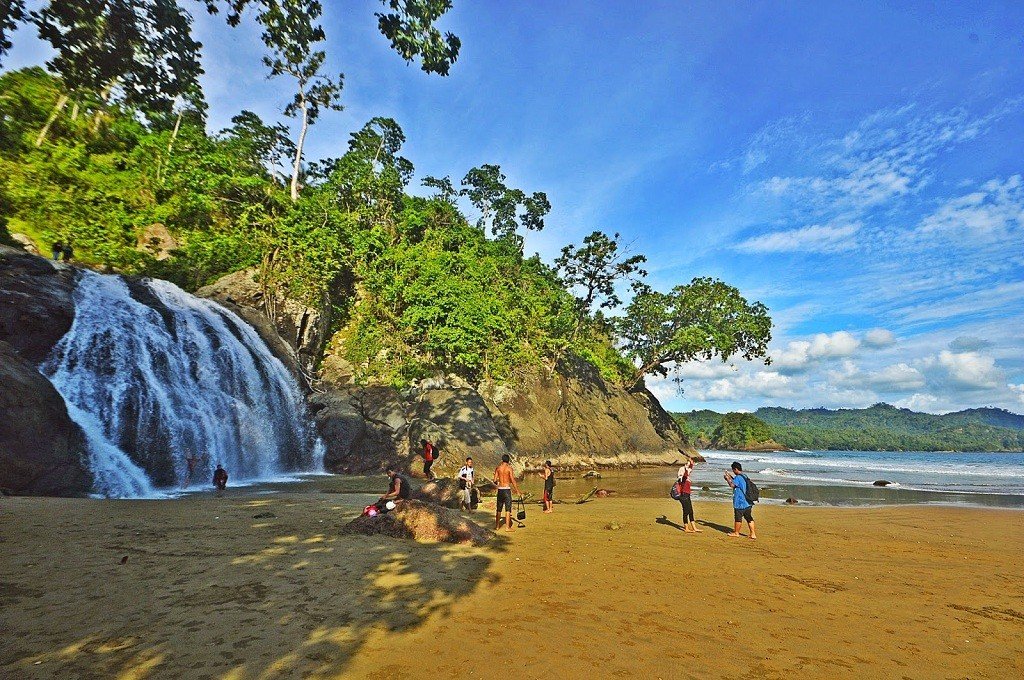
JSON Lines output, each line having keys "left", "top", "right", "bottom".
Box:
{"left": 42, "top": 271, "right": 321, "bottom": 497}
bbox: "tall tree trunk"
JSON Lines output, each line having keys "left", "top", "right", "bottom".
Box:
{"left": 35, "top": 94, "right": 69, "bottom": 147}
{"left": 290, "top": 102, "right": 309, "bottom": 202}
{"left": 70, "top": 101, "right": 80, "bottom": 120}
{"left": 157, "top": 110, "right": 184, "bottom": 184}
{"left": 90, "top": 79, "right": 117, "bottom": 135}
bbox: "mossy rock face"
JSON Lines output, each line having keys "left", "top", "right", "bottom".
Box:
{"left": 341, "top": 500, "right": 492, "bottom": 545}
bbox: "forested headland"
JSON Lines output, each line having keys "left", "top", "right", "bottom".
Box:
{"left": 0, "top": 0, "right": 772, "bottom": 393}
{"left": 674, "top": 403, "right": 1024, "bottom": 452}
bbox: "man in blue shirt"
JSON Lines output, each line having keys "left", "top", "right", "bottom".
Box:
{"left": 725, "top": 461, "right": 757, "bottom": 540}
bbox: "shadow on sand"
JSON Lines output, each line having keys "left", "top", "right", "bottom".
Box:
{"left": 697, "top": 518, "right": 733, "bottom": 534}
{"left": 0, "top": 494, "right": 507, "bottom": 679}
{"left": 655, "top": 514, "right": 685, "bottom": 531}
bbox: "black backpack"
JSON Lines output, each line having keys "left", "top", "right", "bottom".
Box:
{"left": 431, "top": 442, "right": 440, "bottom": 459}
{"left": 741, "top": 474, "right": 759, "bottom": 503}
{"left": 669, "top": 478, "right": 684, "bottom": 500}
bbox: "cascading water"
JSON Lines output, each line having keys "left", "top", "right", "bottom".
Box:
{"left": 41, "top": 270, "right": 321, "bottom": 497}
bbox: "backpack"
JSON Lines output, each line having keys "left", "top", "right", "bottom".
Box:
{"left": 669, "top": 479, "right": 684, "bottom": 500}
{"left": 430, "top": 442, "right": 440, "bottom": 460}
{"left": 741, "top": 474, "right": 759, "bottom": 503}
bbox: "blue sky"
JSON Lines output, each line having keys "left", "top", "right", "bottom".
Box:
{"left": 6, "top": 1, "right": 1023, "bottom": 414}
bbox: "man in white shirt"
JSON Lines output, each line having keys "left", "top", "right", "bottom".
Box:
{"left": 458, "top": 457, "right": 475, "bottom": 511}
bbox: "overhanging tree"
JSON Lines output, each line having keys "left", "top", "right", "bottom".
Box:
{"left": 617, "top": 277, "right": 772, "bottom": 391}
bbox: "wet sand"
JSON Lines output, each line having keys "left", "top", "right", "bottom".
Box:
{"left": 1, "top": 479, "right": 1022, "bottom": 679}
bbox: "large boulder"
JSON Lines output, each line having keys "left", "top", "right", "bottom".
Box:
{"left": 411, "top": 478, "right": 463, "bottom": 509}
{"left": 310, "top": 388, "right": 405, "bottom": 474}
{"left": 196, "top": 268, "right": 330, "bottom": 376}
{"left": 312, "top": 384, "right": 512, "bottom": 479}
{"left": 341, "top": 500, "right": 491, "bottom": 545}
{"left": 0, "top": 245, "right": 79, "bottom": 363}
{"left": 479, "top": 356, "right": 697, "bottom": 470}
{"left": 0, "top": 341, "right": 92, "bottom": 496}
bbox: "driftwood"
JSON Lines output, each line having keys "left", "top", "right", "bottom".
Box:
{"left": 575, "top": 486, "right": 599, "bottom": 504}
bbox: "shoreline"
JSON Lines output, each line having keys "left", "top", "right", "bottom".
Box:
{"left": 2, "top": 480, "right": 1023, "bottom": 678}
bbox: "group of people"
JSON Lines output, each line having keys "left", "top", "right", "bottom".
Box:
{"left": 672, "top": 458, "right": 757, "bottom": 539}
{"left": 379, "top": 440, "right": 759, "bottom": 539}
{"left": 378, "top": 440, "right": 548, "bottom": 532}
{"left": 50, "top": 240, "right": 74, "bottom": 261}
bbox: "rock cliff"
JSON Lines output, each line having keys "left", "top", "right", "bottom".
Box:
{"left": 0, "top": 340, "right": 92, "bottom": 496}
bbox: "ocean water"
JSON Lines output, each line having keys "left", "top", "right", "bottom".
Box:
{"left": 520, "top": 450, "right": 1024, "bottom": 509}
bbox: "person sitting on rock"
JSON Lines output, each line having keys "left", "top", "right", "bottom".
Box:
{"left": 420, "top": 439, "right": 437, "bottom": 480}
{"left": 379, "top": 466, "right": 411, "bottom": 508}
{"left": 213, "top": 464, "right": 228, "bottom": 491}
{"left": 458, "top": 457, "right": 475, "bottom": 511}
{"left": 51, "top": 241, "right": 64, "bottom": 261}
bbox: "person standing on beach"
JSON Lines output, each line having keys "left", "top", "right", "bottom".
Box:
{"left": 420, "top": 439, "right": 436, "bottom": 480}
{"left": 493, "top": 454, "right": 521, "bottom": 531}
{"left": 542, "top": 460, "right": 555, "bottom": 513}
{"left": 458, "top": 457, "right": 475, "bottom": 511}
{"left": 678, "top": 459, "right": 701, "bottom": 533}
{"left": 725, "top": 461, "right": 756, "bottom": 539}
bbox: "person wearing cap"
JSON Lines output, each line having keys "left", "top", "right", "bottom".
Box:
{"left": 725, "top": 461, "right": 757, "bottom": 539}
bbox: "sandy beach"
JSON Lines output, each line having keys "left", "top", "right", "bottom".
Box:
{"left": 2, "top": 479, "right": 1022, "bottom": 679}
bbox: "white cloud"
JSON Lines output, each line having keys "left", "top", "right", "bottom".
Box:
{"left": 735, "top": 223, "right": 861, "bottom": 254}
{"left": 895, "top": 393, "right": 945, "bottom": 413}
{"left": 948, "top": 336, "right": 992, "bottom": 353}
{"left": 917, "top": 175, "right": 1024, "bottom": 238}
{"left": 863, "top": 328, "right": 896, "bottom": 347}
{"left": 863, "top": 363, "right": 927, "bottom": 391}
{"left": 925, "top": 350, "right": 1004, "bottom": 390}
{"left": 808, "top": 331, "right": 860, "bottom": 358}
{"left": 1010, "top": 384, "right": 1024, "bottom": 406}
{"left": 689, "top": 371, "right": 797, "bottom": 401}
{"left": 672, "top": 361, "right": 739, "bottom": 380}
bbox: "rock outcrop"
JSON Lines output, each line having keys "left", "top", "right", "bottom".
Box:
{"left": 197, "top": 268, "right": 330, "bottom": 377}
{"left": 478, "top": 356, "right": 697, "bottom": 469}
{"left": 0, "top": 245, "right": 79, "bottom": 362}
{"left": 341, "top": 500, "right": 492, "bottom": 545}
{"left": 311, "top": 384, "right": 511, "bottom": 478}
{"left": 0, "top": 341, "right": 92, "bottom": 496}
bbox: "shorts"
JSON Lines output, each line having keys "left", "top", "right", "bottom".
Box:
{"left": 734, "top": 506, "right": 754, "bottom": 523}
{"left": 462, "top": 487, "right": 472, "bottom": 505}
{"left": 497, "top": 488, "right": 513, "bottom": 514}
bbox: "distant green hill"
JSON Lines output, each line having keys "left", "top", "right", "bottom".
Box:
{"left": 673, "top": 403, "right": 1024, "bottom": 452}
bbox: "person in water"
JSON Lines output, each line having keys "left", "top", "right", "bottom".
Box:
{"left": 492, "top": 454, "right": 521, "bottom": 531}
{"left": 379, "top": 466, "right": 410, "bottom": 505}
{"left": 183, "top": 452, "right": 199, "bottom": 488}
{"left": 458, "top": 457, "right": 475, "bottom": 511}
{"left": 677, "top": 458, "right": 701, "bottom": 533}
{"left": 213, "top": 464, "right": 228, "bottom": 491}
{"left": 542, "top": 460, "right": 555, "bottom": 513}
{"left": 725, "top": 461, "right": 757, "bottom": 540}
{"left": 51, "top": 241, "right": 64, "bottom": 261}
{"left": 420, "top": 439, "right": 436, "bottom": 480}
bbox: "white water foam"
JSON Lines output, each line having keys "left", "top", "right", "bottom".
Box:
{"left": 43, "top": 271, "right": 320, "bottom": 497}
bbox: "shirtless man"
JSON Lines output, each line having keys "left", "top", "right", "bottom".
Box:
{"left": 492, "top": 454, "right": 521, "bottom": 531}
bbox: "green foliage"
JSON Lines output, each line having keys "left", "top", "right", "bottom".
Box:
{"left": 375, "top": 0, "right": 461, "bottom": 75}
{"left": 618, "top": 277, "right": 773, "bottom": 390}
{"left": 712, "top": 412, "right": 774, "bottom": 449}
{"left": 673, "top": 404, "right": 1024, "bottom": 452}
{"left": 555, "top": 230, "right": 647, "bottom": 315}
{"left": 0, "top": 0, "right": 26, "bottom": 64}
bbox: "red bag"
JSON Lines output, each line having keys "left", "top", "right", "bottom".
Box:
{"left": 362, "top": 505, "right": 379, "bottom": 517}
